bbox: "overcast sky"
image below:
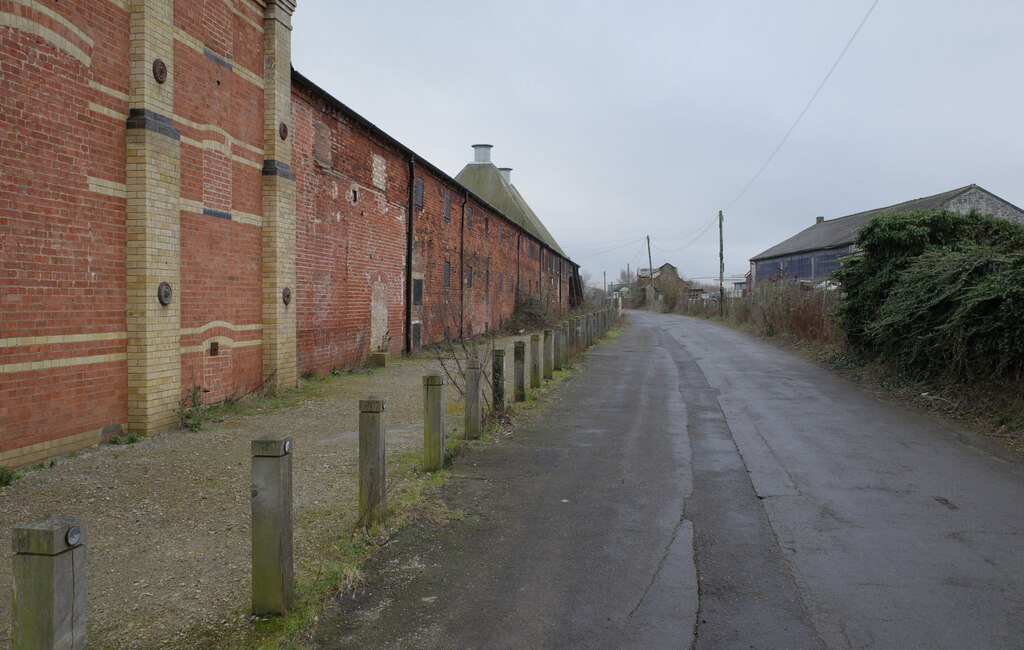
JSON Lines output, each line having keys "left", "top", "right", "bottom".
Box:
{"left": 292, "top": 1, "right": 1023, "bottom": 284}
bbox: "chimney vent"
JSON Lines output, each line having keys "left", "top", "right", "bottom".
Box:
{"left": 472, "top": 144, "right": 493, "bottom": 164}
{"left": 499, "top": 167, "right": 512, "bottom": 183}
{"left": 816, "top": 216, "right": 825, "bottom": 224}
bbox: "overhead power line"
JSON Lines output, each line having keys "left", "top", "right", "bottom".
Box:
{"left": 724, "top": 0, "right": 881, "bottom": 212}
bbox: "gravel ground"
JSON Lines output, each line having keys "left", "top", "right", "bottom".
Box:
{"left": 0, "top": 334, "right": 536, "bottom": 648}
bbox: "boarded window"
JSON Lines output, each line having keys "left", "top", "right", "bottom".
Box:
{"left": 444, "top": 194, "right": 451, "bottom": 221}
{"left": 413, "top": 278, "right": 423, "bottom": 305}
{"left": 412, "top": 323, "right": 421, "bottom": 347}
{"left": 444, "top": 261, "right": 451, "bottom": 287}
{"left": 415, "top": 177, "right": 424, "bottom": 207}
{"left": 314, "top": 122, "right": 331, "bottom": 167}
{"left": 467, "top": 265, "right": 473, "bottom": 288}
{"left": 467, "top": 206, "right": 473, "bottom": 229}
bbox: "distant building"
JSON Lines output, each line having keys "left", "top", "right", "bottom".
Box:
{"left": 750, "top": 184, "right": 1024, "bottom": 286}
{"left": 637, "top": 263, "right": 690, "bottom": 304}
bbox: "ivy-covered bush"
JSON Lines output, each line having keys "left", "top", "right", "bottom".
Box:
{"left": 834, "top": 209, "right": 1024, "bottom": 380}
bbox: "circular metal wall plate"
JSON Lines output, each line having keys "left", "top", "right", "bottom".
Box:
{"left": 153, "top": 59, "right": 168, "bottom": 84}
{"left": 158, "top": 282, "right": 173, "bottom": 306}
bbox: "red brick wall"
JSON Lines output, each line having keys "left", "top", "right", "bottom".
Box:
{"left": 0, "top": 3, "right": 577, "bottom": 464}
{"left": 0, "top": 0, "right": 130, "bottom": 463}
{"left": 293, "top": 85, "right": 409, "bottom": 375}
{"left": 173, "top": 0, "right": 265, "bottom": 403}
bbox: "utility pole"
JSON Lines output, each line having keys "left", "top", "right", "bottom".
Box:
{"left": 627, "top": 263, "right": 631, "bottom": 298}
{"left": 646, "top": 235, "right": 654, "bottom": 306}
{"left": 719, "top": 210, "right": 725, "bottom": 317}
{"left": 603, "top": 270, "right": 607, "bottom": 299}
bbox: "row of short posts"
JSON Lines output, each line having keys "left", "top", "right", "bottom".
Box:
{"left": 11, "top": 315, "right": 619, "bottom": 645}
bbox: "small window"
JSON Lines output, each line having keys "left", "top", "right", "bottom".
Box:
{"left": 498, "top": 225, "right": 502, "bottom": 243}
{"left": 498, "top": 272, "right": 503, "bottom": 290}
{"left": 467, "top": 206, "right": 473, "bottom": 229}
{"left": 415, "top": 178, "right": 424, "bottom": 207}
{"left": 467, "top": 265, "right": 473, "bottom": 288}
{"left": 485, "top": 269, "right": 489, "bottom": 291}
{"left": 444, "top": 194, "right": 451, "bottom": 221}
{"left": 413, "top": 278, "right": 423, "bottom": 305}
{"left": 412, "top": 323, "right": 421, "bottom": 347}
{"left": 485, "top": 218, "right": 489, "bottom": 238}
{"left": 510, "top": 233, "right": 514, "bottom": 250}
{"left": 444, "top": 261, "right": 451, "bottom": 287}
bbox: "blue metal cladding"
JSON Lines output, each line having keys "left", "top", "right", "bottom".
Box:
{"left": 755, "top": 247, "right": 850, "bottom": 283}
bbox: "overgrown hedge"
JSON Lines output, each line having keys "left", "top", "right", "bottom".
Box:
{"left": 834, "top": 209, "right": 1024, "bottom": 381}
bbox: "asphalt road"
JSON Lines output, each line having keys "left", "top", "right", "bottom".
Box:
{"left": 316, "top": 310, "right": 1024, "bottom": 648}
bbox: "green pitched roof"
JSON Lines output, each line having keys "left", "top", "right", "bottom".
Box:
{"left": 455, "top": 162, "right": 567, "bottom": 258}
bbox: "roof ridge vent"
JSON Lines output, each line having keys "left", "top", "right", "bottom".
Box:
{"left": 499, "top": 167, "right": 512, "bottom": 183}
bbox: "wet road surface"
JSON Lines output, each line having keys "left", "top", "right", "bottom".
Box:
{"left": 316, "top": 310, "right": 1024, "bottom": 648}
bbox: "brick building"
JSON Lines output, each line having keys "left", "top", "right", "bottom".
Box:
{"left": 0, "top": 1, "right": 578, "bottom": 467}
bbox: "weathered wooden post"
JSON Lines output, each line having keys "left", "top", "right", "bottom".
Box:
{"left": 543, "top": 328, "right": 554, "bottom": 380}
{"left": 492, "top": 347, "right": 506, "bottom": 410}
{"left": 423, "top": 374, "right": 445, "bottom": 471}
{"left": 553, "top": 326, "right": 562, "bottom": 371}
{"left": 562, "top": 321, "right": 570, "bottom": 365}
{"left": 465, "top": 359, "right": 482, "bottom": 440}
{"left": 251, "top": 437, "right": 293, "bottom": 615}
{"left": 514, "top": 341, "right": 526, "bottom": 402}
{"left": 12, "top": 515, "right": 86, "bottom": 649}
{"left": 358, "top": 397, "right": 386, "bottom": 525}
{"left": 529, "top": 334, "right": 541, "bottom": 388}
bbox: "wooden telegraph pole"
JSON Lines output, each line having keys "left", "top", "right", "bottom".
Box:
{"left": 646, "top": 235, "right": 654, "bottom": 306}
{"left": 719, "top": 210, "right": 725, "bottom": 317}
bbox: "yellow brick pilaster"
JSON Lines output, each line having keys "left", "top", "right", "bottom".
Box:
{"left": 125, "top": 0, "right": 181, "bottom": 435}
{"left": 261, "top": 0, "right": 297, "bottom": 392}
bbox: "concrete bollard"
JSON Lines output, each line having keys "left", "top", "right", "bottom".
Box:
{"left": 423, "top": 374, "right": 446, "bottom": 471}
{"left": 465, "top": 359, "right": 482, "bottom": 440}
{"left": 251, "top": 437, "right": 294, "bottom": 615}
{"left": 553, "top": 326, "right": 562, "bottom": 371}
{"left": 12, "top": 515, "right": 86, "bottom": 649}
{"left": 514, "top": 341, "right": 526, "bottom": 402}
{"left": 529, "top": 334, "right": 541, "bottom": 388}
{"left": 492, "top": 348, "right": 506, "bottom": 410}
{"left": 543, "top": 328, "right": 553, "bottom": 380}
{"left": 358, "top": 397, "right": 386, "bottom": 525}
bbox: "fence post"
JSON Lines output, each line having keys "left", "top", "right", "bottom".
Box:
{"left": 251, "top": 437, "right": 293, "bottom": 615}
{"left": 514, "top": 341, "right": 526, "bottom": 402}
{"left": 358, "top": 397, "right": 386, "bottom": 525}
{"left": 529, "top": 334, "right": 541, "bottom": 388}
{"left": 562, "top": 321, "right": 570, "bottom": 365}
{"left": 12, "top": 515, "right": 86, "bottom": 649}
{"left": 543, "top": 329, "right": 554, "bottom": 379}
{"left": 553, "top": 326, "right": 562, "bottom": 371}
{"left": 423, "top": 374, "right": 445, "bottom": 471}
{"left": 492, "top": 347, "right": 506, "bottom": 410}
{"left": 465, "top": 359, "right": 482, "bottom": 440}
